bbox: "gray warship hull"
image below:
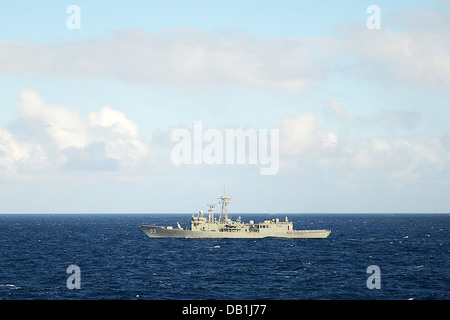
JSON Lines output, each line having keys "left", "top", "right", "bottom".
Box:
{"left": 140, "top": 224, "right": 331, "bottom": 239}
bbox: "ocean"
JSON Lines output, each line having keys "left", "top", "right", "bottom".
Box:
{"left": 0, "top": 214, "right": 448, "bottom": 300}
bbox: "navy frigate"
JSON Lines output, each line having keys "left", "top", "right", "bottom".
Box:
{"left": 139, "top": 188, "right": 331, "bottom": 239}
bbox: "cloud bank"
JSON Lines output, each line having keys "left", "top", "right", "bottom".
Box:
{"left": 0, "top": 89, "right": 149, "bottom": 175}
{"left": 0, "top": 28, "right": 324, "bottom": 92}
{"left": 1, "top": 90, "right": 449, "bottom": 183}
{"left": 1, "top": 10, "right": 449, "bottom": 91}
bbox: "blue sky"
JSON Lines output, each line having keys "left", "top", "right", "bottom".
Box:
{"left": 0, "top": 1, "right": 449, "bottom": 213}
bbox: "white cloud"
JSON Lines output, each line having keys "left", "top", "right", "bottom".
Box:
{"left": 0, "top": 28, "right": 325, "bottom": 92}
{"left": 86, "top": 106, "right": 148, "bottom": 165}
{"left": 1, "top": 14, "right": 448, "bottom": 93}
{"left": 88, "top": 106, "right": 139, "bottom": 137}
{"left": 273, "top": 112, "right": 450, "bottom": 182}
{"left": 0, "top": 89, "right": 149, "bottom": 174}
{"left": 335, "top": 135, "right": 450, "bottom": 181}
{"left": 19, "top": 88, "right": 89, "bottom": 150}
{"left": 0, "top": 9, "right": 448, "bottom": 94}
{"left": 332, "top": 12, "right": 450, "bottom": 90}
{"left": 277, "top": 113, "right": 338, "bottom": 157}
{"left": 0, "top": 126, "right": 50, "bottom": 176}
{"left": 1, "top": 90, "right": 449, "bottom": 184}
{"left": 370, "top": 110, "right": 421, "bottom": 131}
{"left": 323, "top": 98, "right": 349, "bottom": 122}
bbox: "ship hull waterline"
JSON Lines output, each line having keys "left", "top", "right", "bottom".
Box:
{"left": 139, "top": 225, "right": 331, "bottom": 239}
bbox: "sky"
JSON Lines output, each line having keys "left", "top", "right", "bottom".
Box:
{"left": 0, "top": 1, "right": 449, "bottom": 213}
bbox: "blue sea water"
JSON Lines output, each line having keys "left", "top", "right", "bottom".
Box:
{"left": 0, "top": 214, "right": 448, "bottom": 300}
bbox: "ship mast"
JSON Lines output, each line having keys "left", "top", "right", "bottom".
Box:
{"left": 207, "top": 203, "right": 215, "bottom": 222}
{"left": 218, "top": 186, "right": 231, "bottom": 223}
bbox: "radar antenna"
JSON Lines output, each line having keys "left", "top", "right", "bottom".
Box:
{"left": 207, "top": 203, "right": 215, "bottom": 222}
